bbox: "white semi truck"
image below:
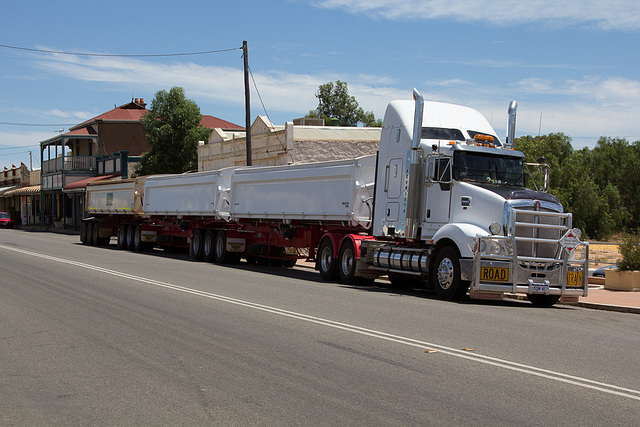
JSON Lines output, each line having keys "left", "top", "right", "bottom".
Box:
{"left": 82, "top": 89, "right": 588, "bottom": 306}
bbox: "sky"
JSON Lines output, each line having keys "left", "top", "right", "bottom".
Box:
{"left": 1, "top": 0, "right": 640, "bottom": 170}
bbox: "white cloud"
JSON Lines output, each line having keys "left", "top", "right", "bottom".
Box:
{"left": 309, "top": 0, "right": 640, "bottom": 30}
{"left": 45, "top": 109, "right": 93, "bottom": 120}
{"left": 29, "top": 52, "right": 640, "bottom": 149}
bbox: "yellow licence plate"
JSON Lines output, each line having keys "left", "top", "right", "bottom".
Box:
{"left": 567, "top": 271, "right": 583, "bottom": 287}
{"left": 480, "top": 266, "right": 510, "bottom": 282}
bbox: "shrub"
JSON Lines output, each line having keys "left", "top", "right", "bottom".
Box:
{"left": 617, "top": 231, "right": 640, "bottom": 271}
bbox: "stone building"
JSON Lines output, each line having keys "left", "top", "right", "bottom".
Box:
{"left": 199, "top": 115, "right": 381, "bottom": 171}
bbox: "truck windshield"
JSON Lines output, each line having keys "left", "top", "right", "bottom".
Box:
{"left": 453, "top": 152, "right": 524, "bottom": 186}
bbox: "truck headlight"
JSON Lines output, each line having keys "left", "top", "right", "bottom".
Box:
{"left": 489, "top": 222, "right": 501, "bottom": 235}
{"left": 479, "top": 237, "right": 513, "bottom": 256}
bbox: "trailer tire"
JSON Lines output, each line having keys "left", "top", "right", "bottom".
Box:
{"left": 214, "top": 231, "right": 233, "bottom": 264}
{"left": 133, "top": 225, "right": 145, "bottom": 252}
{"left": 527, "top": 294, "right": 560, "bottom": 307}
{"left": 190, "top": 229, "right": 204, "bottom": 260}
{"left": 318, "top": 238, "right": 338, "bottom": 281}
{"left": 203, "top": 230, "right": 215, "bottom": 262}
{"left": 432, "top": 246, "right": 469, "bottom": 300}
{"left": 91, "top": 222, "right": 100, "bottom": 246}
{"left": 126, "top": 225, "right": 135, "bottom": 251}
{"left": 86, "top": 222, "right": 95, "bottom": 245}
{"left": 117, "top": 225, "right": 127, "bottom": 249}
{"left": 80, "top": 222, "right": 88, "bottom": 245}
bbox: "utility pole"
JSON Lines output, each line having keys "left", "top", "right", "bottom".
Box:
{"left": 243, "top": 40, "right": 252, "bottom": 166}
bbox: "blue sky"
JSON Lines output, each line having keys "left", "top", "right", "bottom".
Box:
{"left": 2, "top": 0, "right": 639, "bottom": 170}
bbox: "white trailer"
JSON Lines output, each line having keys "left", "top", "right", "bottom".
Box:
{"left": 229, "top": 155, "right": 376, "bottom": 227}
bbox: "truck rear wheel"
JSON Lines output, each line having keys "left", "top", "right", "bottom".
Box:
{"left": 190, "top": 229, "right": 204, "bottom": 260}
{"left": 527, "top": 294, "right": 561, "bottom": 307}
{"left": 338, "top": 240, "right": 357, "bottom": 285}
{"left": 432, "top": 246, "right": 469, "bottom": 300}
{"left": 318, "top": 238, "right": 338, "bottom": 281}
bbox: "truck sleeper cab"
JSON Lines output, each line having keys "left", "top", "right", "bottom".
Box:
{"left": 364, "top": 91, "right": 588, "bottom": 306}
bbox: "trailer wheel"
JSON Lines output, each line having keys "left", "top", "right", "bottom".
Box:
{"left": 133, "top": 225, "right": 145, "bottom": 252}
{"left": 190, "top": 229, "right": 204, "bottom": 260}
{"left": 117, "top": 225, "right": 127, "bottom": 249}
{"left": 91, "top": 222, "right": 101, "bottom": 246}
{"left": 318, "top": 238, "right": 338, "bottom": 281}
{"left": 203, "top": 230, "right": 215, "bottom": 262}
{"left": 126, "top": 225, "right": 135, "bottom": 251}
{"left": 432, "top": 246, "right": 469, "bottom": 300}
{"left": 214, "top": 231, "right": 233, "bottom": 264}
{"left": 86, "top": 222, "right": 95, "bottom": 245}
{"left": 527, "top": 294, "right": 560, "bottom": 307}
{"left": 80, "top": 222, "right": 88, "bottom": 245}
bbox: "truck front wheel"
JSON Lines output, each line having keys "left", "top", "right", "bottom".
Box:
{"left": 432, "top": 246, "right": 469, "bottom": 300}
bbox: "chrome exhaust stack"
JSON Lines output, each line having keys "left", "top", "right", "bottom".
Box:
{"left": 506, "top": 100, "right": 517, "bottom": 148}
{"left": 405, "top": 88, "right": 425, "bottom": 240}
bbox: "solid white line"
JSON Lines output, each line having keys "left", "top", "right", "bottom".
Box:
{"left": 2, "top": 244, "right": 639, "bottom": 401}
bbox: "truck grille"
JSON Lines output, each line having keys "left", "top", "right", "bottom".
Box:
{"left": 513, "top": 207, "right": 568, "bottom": 260}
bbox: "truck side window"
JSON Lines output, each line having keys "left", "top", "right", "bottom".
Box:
{"left": 434, "top": 158, "right": 451, "bottom": 182}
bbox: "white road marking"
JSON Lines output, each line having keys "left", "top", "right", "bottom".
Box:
{"left": 3, "top": 244, "right": 640, "bottom": 401}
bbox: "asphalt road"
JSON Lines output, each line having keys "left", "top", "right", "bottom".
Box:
{"left": 1, "top": 229, "right": 639, "bottom": 425}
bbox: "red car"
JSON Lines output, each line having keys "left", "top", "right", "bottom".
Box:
{"left": 0, "top": 212, "right": 12, "bottom": 228}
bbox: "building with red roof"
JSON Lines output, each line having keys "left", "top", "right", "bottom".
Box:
{"left": 38, "top": 98, "right": 243, "bottom": 230}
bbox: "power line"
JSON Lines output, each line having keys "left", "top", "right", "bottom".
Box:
{"left": 248, "top": 64, "right": 287, "bottom": 153}
{"left": 0, "top": 144, "right": 41, "bottom": 151}
{"left": 0, "top": 121, "right": 75, "bottom": 127}
{"left": 0, "top": 43, "right": 242, "bottom": 58}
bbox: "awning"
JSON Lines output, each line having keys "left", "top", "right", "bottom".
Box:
{"left": 0, "top": 185, "right": 18, "bottom": 197}
{"left": 4, "top": 185, "right": 41, "bottom": 197}
{"left": 63, "top": 174, "right": 119, "bottom": 193}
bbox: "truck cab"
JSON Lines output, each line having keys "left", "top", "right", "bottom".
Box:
{"left": 367, "top": 92, "right": 588, "bottom": 306}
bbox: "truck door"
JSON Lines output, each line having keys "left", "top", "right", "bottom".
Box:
{"left": 423, "top": 155, "right": 452, "bottom": 236}
{"left": 384, "top": 157, "right": 404, "bottom": 222}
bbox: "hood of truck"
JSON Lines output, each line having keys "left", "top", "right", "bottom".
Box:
{"left": 471, "top": 183, "right": 560, "bottom": 205}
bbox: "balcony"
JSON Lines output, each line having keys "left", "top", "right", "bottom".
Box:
{"left": 43, "top": 156, "right": 97, "bottom": 174}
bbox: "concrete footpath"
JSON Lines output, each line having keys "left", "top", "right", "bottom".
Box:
{"left": 560, "top": 285, "right": 640, "bottom": 314}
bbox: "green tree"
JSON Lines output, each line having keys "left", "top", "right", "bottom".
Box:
{"left": 590, "top": 137, "right": 635, "bottom": 229}
{"left": 134, "top": 87, "right": 211, "bottom": 176}
{"left": 306, "top": 80, "right": 382, "bottom": 127}
{"left": 515, "top": 133, "right": 615, "bottom": 239}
